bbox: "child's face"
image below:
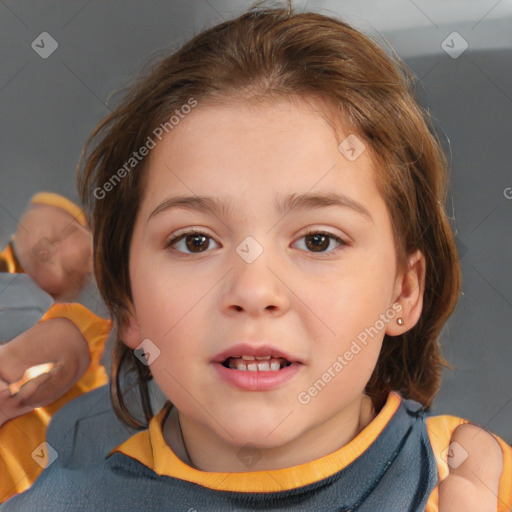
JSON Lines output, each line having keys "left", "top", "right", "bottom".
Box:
{"left": 125, "top": 98, "right": 414, "bottom": 455}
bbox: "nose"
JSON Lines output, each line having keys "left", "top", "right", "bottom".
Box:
{"left": 219, "top": 243, "right": 290, "bottom": 318}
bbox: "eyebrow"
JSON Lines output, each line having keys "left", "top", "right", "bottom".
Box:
{"left": 148, "top": 192, "right": 373, "bottom": 223}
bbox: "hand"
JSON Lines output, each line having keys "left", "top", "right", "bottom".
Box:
{"left": 0, "top": 318, "right": 90, "bottom": 427}
{"left": 0, "top": 369, "right": 52, "bottom": 427}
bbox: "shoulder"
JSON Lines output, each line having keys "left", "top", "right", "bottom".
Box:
{"left": 448, "top": 423, "right": 503, "bottom": 483}
{"left": 425, "top": 414, "right": 512, "bottom": 512}
{"left": 45, "top": 383, "right": 139, "bottom": 465}
{"left": 438, "top": 423, "right": 505, "bottom": 511}
{"left": 1, "top": 384, "right": 150, "bottom": 511}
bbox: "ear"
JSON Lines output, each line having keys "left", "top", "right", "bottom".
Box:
{"left": 119, "top": 308, "right": 141, "bottom": 350}
{"left": 386, "top": 249, "right": 426, "bottom": 336}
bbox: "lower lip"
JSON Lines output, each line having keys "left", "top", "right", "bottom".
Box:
{"left": 213, "top": 362, "right": 302, "bottom": 391}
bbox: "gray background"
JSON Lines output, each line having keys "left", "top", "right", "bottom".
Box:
{"left": 0, "top": 0, "right": 510, "bottom": 443}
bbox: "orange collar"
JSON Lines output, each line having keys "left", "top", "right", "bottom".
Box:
{"left": 109, "top": 392, "right": 401, "bottom": 492}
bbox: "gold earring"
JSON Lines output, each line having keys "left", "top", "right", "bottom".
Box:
{"left": 397, "top": 318, "right": 405, "bottom": 326}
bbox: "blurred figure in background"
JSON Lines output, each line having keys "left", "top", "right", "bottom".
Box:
{"left": 0, "top": 192, "right": 111, "bottom": 502}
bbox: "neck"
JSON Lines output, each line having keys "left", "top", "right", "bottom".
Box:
{"left": 163, "top": 394, "right": 375, "bottom": 472}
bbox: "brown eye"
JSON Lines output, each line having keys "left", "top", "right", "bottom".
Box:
{"left": 185, "top": 233, "right": 209, "bottom": 252}
{"left": 294, "top": 231, "right": 345, "bottom": 254}
{"left": 167, "top": 231, "right": 220, "bottom": 254}
{"left": 305, "top": 233, "right": 330, "bottom": 252}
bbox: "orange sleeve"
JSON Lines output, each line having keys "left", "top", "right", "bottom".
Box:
{"left": 39, "top": 303, "right": 111, "bottom": 392}
{"left": 425, "top": 415, "right": 512, "bottom": 512}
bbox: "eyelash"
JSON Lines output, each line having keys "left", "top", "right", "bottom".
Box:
{"left": 165, "top": 228, "right": 348, "bottom": 257}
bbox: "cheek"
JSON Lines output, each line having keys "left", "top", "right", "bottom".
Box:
{"left": 303, "top": 255, "right": 395, "bottom": 377}
{"left": 131, "top": 261, "right": 213, "bottom": 343}
{"left": 311, "top": 263, "right": 394, "bottom": 332}
{"left": 129, "top": 262, "right": 220, "bottom": 402}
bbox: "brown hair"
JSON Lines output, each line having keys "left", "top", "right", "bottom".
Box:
{"left": 78, "top": 1, "right": 461, "bottom": 428}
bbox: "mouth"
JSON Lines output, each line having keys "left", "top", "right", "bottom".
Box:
{"left": 212, "top": 343, "right": 302, "bottom": 390}
{"left": 221, "top": 355, "right": 292, "bottom": 372}
{"left": 213, "top": 344, "right": 299, "bottom": 371}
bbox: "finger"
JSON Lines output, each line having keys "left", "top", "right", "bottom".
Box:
{"left": 0, "top": 393, "right": 35, "bottom": 425}
{"left": 7, "top": 362, "right": 55, "bottom": 395}
{"left": 17, "top": 363, "right": 70, "bottom": 409}
{"left": 15, "top": 372, "right": 53, "bottom": 407}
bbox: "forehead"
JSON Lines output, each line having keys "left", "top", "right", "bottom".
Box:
{"left": 140, "top": 98, "right": 382, "bottom": 218}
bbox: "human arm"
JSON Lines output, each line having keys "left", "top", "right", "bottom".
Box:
{"left": 0, "top": 317, "right": 90, "bottom": 427}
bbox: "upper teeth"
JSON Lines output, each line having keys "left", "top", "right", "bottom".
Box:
{"left": 228, "top": 356, "right": 286, "bottom": 371}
